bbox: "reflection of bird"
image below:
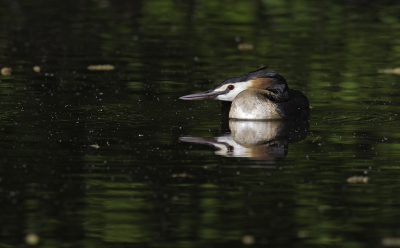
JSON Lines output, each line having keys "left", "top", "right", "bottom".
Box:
{"left": 180, "top": 68, "right": 309, "bottom": 120}
{"left": 180, "top": 119, "right": 309, "bottom": 160}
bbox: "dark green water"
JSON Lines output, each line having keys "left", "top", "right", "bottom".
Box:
{"left": 2, "top": 1, "right": 400, "bottom": 247}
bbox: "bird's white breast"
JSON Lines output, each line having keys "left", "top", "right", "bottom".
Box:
{"left": 229, "top": 89, "right": 282, "bottom": 120}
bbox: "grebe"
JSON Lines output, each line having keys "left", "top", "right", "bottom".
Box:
{"left": 179, "top": 68, "right": 309, "bottom": 120}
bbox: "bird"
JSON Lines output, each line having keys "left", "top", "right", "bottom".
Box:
{"left": 179, "top": 68, "right": 310, "bottom": 120}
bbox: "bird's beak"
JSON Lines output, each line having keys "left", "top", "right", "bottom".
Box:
{"left": 179, "top": 89, "right": 228, "bottom": 100}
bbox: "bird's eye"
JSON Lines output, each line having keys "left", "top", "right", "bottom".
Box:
{"left": 228, "top": 85, "right": 235, "bottom": 90}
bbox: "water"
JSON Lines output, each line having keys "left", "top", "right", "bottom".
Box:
{"left": 1, "top": 1, "right": 400, "bottom": 247}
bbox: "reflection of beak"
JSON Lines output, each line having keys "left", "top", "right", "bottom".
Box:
{"left": 179, "top": 136, "right": 214, "bottom": 144}
{"left": 179, "top": 89, "right": 228, "bottom": 100}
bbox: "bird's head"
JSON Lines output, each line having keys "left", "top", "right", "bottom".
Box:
{"left": 179, "top": 68, "right": 289, "bottom": 102}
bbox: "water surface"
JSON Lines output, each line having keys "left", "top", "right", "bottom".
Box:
{"left": 1, "top": 1, "right": 400, "bottom": 247}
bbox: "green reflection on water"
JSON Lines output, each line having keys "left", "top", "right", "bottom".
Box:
{"left": 1, "top": 0, "right": 400, "bottom": 247}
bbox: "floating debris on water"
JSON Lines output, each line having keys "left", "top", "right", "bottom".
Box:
{"left": 298, "top": 230, "right": 309, "bottom": 238}
{"left": 171, "top": 173, "right": 192, "bottom": 178}
{"left": 238, "top": 43, "right": 254, "bottom": 50}
{"left": 25, "top": 233, "right": 39, "bottom": 245}
{"left": 33, "top": 66, "right": 41, "bottom": 73}
{"left": 382, "top": 237, "right": 400, "bottom": 247}
{"left": 89, "top": 144, "right": 100, "bottom": 149}
{"left": 87, "top": 64, "right": 115, "bottom": 71}
{"left": 242, "top": 235, "right": 255, "bottom": 245}
{"left": 1, "top": 67, "right": 12, "bottom": 76}
{"left": 347, "top": 176, "right": 369, "bottom": 184}
{"left": 378, "top": 68, "right": 400, "bottom": 75}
